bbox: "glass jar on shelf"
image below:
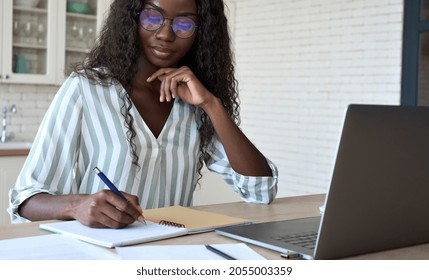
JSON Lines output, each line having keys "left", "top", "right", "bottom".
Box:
{"left": 66, "top": 17, "right": 97, "bottom": 51}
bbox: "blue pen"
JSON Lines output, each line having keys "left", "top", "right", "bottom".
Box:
{"left": 93, "top": 167, "right": 146, "bottom": 224}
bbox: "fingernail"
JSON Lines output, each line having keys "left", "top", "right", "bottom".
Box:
{"left": 137, "top": 215, "right": 145, "bottom": 223}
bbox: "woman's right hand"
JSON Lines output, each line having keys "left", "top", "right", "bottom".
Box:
{"left": 73, "top": 190, "right": 144, "bottom": 228}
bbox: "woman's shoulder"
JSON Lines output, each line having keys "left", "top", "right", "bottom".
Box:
{"left": 68, "top": 68, "right": 120, "bottom": 88}
{"left": 57, "top": 69, "right": 120, "bottom": 101}
{"left": 70, "top": 66, "right": 114, "bottom": 79}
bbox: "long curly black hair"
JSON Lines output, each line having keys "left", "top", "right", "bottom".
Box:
{"left": 73, "top": 0, "right": 240, "bottom": 182}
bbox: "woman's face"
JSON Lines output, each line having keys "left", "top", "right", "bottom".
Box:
{"left": 137, "top": 0, "right": 198, "bottom": 68}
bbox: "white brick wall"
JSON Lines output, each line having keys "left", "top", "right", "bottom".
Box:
{"left": 232, "top": 0, "right": 403, "bottom": 197}
{"left": 0, "top": 85, "right": 56, "bottom": 142}
{"left": 1, "top": 0, "right": 404, "bottom": 199}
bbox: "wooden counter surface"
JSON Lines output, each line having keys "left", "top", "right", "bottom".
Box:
{"left": 0, "top": 149, "right": 29, "bottom": 156}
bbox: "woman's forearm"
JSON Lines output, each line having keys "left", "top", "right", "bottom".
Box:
{"left": 18, "top": 193, "right": 85, "bottom": 222}
{"left": 202, "top": 97, "right": 272, "bottom": 177}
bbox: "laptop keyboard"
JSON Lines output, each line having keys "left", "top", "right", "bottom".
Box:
{"left": 272, "top": 231, "right": 318, "bottom": 249}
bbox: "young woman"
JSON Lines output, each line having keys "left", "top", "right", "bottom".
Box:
{"left": 9, "top": 0, "right": 278, "bottom": 228}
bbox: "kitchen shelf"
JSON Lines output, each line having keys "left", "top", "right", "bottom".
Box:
{"left": 1, "top": 0, "right": 110, "bottom": 85}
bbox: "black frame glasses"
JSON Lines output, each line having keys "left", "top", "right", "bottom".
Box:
{"left": 138, "top": 7, "right": 198, "bottom": 39}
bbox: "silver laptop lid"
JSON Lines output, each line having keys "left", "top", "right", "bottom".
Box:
{"left": 315, "top": 104, "right": 429, "bottom": 259}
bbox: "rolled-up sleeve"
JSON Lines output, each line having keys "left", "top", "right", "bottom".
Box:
{"left": 8, "top": 75, "right": 83, "bottom": 223}
{"left": 205, "top": 137, "right": 278, "bottom": 204}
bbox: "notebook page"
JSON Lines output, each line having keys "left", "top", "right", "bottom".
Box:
{"left": 40, "top": 220, "right": 188, "bottom": 248}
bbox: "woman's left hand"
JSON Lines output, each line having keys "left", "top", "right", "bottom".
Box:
{"left": 147, "top": 66, "right": 214, "bottom": 108}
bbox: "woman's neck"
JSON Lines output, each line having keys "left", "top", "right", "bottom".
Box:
{"left": 132, "top": 56, "right": 160, "bottom": 94}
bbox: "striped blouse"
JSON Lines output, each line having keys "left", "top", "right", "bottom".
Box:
{"left": 8, "top": 73, "right": 278, "bottom": 223}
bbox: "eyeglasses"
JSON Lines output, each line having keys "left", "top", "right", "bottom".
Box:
{"left": 139, "top": 8, "right": 198, "bottom": 39}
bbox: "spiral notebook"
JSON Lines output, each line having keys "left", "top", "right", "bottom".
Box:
{"left": 40, "top": 206, "right": 250, "bottom": 248}
{"left": 143, "top": 205, "right": 251, "bottom": 233}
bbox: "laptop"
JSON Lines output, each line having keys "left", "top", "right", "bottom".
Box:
{"left": 216, "top": 104, "right": 429, "bottom": 259}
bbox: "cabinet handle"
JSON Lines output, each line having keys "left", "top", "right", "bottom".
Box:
{"left": 5, "top": 75, "right": 10, "bottom": 79}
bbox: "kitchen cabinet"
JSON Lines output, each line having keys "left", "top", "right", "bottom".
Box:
{"left": 0, "top": 0, "right": 57, "bottom": 84}
{"left": 0, "top": 0, "right": 111, "bottom": 85}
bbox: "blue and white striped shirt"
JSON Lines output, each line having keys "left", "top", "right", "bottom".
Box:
{"left": 8, "top": 73, "right": 278, "bottom": 223}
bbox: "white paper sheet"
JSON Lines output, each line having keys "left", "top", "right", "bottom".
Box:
{"left": 0, "top": 234, "right": 118, "bottom": 260}
{"left": 116, "top": 243, "right": 266, "bottom": 260}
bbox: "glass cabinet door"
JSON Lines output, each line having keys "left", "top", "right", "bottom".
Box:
{"left": 57, "top": 0, "right": 109, "bottom": 83}
{"left": 64, "top": 0, "right": 98, "bottom": 75}
{"left": 1, "top": 0, "right": 110, "bottom": 84}
{"left": 12, "top": 1, "right": 48, "bottom": 75}
{"left": 1, "top": 0, "right": 57, "bottom": 84}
